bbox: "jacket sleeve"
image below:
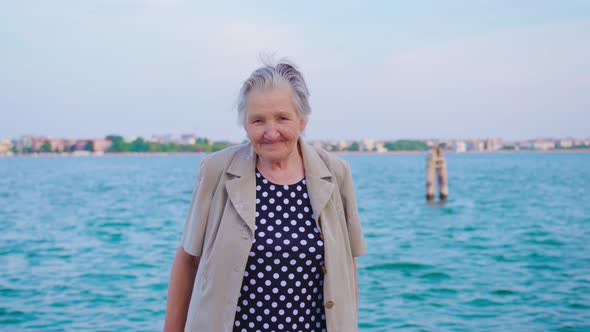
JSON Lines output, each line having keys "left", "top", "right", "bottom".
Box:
{"left": 181, "top": 158, "right": 215, "bottom": 257}
{"left": 340, "top": 161, "right": 367, "bottom": 257}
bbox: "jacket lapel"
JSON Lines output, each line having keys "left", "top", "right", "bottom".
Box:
{"left": 225, "top": 145, "right": 257, "bottom": 233}
{"left": 300, "top": 139, "right": 335, "bottom": 228}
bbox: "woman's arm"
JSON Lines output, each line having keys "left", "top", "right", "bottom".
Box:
{"left": 164, "top": 247, "right": 200, "bottom": 332}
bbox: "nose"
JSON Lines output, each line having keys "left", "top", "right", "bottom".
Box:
{"left": 263, "top": 124, "right": 280, "bottom": 140}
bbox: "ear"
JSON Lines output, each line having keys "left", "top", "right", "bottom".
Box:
{"left": 299, "top": 118, "right": 307, "bottom": 132}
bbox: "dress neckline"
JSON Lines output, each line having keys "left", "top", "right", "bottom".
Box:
{"left": 255, "top": 168, "right": 306, "bottom": 187}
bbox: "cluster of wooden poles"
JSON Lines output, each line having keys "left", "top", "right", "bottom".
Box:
{"left": 426, "top": 146, "right": 448, "bottom": 202}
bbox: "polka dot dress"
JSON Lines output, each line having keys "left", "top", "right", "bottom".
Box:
{"left": 233, "top": 170, "right": 327, "bottom": 332}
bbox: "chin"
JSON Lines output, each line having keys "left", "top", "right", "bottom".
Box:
{"left": 259, "top": 150, "right": 288, "bottom": 162}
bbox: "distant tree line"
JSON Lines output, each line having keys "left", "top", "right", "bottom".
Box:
{"left": 15, "top": 141, "right": 94, "bottom": 154}
{"left": 10, "top": 136, "right": 233, "bottom": 154}
{"left": 345, "top": 142, "right": 360, "bottom": 151}
{"left": 383, "top": 140, "right": 429, "bottom": 151}
{"left": 106, "top": 135, "right": 231, "bottom": 153}
{"left": 337, "top": 139, "right": 428, "bottom": 152}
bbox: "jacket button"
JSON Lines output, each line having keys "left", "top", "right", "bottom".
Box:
{"left": 322, "top": 266, "right": 327, "bottom": 275}
{"left": 326, "top": 301, "right": 335, "bottom": 309}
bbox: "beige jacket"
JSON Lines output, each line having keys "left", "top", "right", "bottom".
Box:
{"left": 181, "top": 138, "right": 367, "bottom": 332}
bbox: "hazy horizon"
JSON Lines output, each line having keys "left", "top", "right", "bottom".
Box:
{"left": 6, "top": 132, "right": 590, "bottom": 144}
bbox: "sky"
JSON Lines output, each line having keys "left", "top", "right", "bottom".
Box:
{"left": 1, "top": 0, "right": 589, "bottom": 142}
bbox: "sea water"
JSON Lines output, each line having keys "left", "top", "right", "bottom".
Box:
{"left": 1, "top": 152, "right": 589, "bottom": 331}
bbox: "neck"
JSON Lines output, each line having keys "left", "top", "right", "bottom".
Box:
{"left": 256, "top": 146, "right": 305, "bottom": 185}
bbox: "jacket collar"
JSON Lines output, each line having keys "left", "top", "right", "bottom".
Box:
{"left": 225, "top": 138, "right": 335, "bottom": 234}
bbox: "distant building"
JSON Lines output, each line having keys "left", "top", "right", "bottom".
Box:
{"left": 501, "top": 140, "right": 518, "bottom": 151}
{"left": 375, "top": 142, "right": 387, "bottom": 153}
{"left": 518, "top": 140, "right": 534, "bottom": 150}
{"left": 338, "top": 140, "right": 350, "bottom": 151}
{"left": 0, "top": 139, "right": 12, "bottom": 153}
{"left": 360, "top": 139, "right": 375, "bottom": 152}
{"left": 153, "top": 134, "right": 178, "bottom": 144}
{"left": 454, "top": 141, "right": 467, "bottom": 153}
{"left": 19, "top": 135, "right": 35, "bottom": 151}
{"left": 31, "top": 136, "right": 48, "bottom": 151}
{"left": 470, "top": 139, "right": 485, "bottom": 152}
{"left": 557, "top": 139, "right": 573, "bottom": 148}
{"left": 92, "top": 139, "right": 112, "bottom": 152}
{"left": 74, "top": 140, "right": 89, "bottom": 151}
{"left": 181, "top": 134, "right": 196, "bottom": 145}
{"left": 64, "top": 139, "right": 78, "bottom": 151}
{"left": 485, "top": 138, "right": 502, "bottom": 151}
{"left": 533, "top": 139, "right": 555, "bottom": 150}
{"left": 48, "top": 139, "right": 66, "bottom": 152}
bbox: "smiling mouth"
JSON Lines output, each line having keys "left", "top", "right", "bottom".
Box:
{"left": 261, "top": 140, "right": 285, "bottom": 145}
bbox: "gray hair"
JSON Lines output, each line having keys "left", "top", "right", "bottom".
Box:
{"left": 237, "top": 61, "right": 311, "bottom": 126}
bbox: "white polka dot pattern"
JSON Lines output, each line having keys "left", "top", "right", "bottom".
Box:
{"left": 233, "top": 171, "right": 327, "bottom": 332}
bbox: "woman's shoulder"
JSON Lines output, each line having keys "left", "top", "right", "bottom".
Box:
{"left": 306, "top": 144, "right": 350, "bottom": 180}
{"left": 200, "top": 143, "right": 250, "bottom": 173}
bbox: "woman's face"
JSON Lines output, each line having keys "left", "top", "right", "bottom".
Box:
{"left": 244, "top": 85, "right": 306, "bottom": 164}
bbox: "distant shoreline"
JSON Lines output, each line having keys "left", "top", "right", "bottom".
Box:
{"left": 336, "top": 149, "right": 590, "bottom": 155}
{"left": 1, "top": 149, "right": 590, "bottom": 158}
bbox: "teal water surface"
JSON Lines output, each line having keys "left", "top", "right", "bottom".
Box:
{"left": 1, "top": 152, "right": 589, "bottom": 331}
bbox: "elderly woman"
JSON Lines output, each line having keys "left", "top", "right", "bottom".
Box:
{"left": 164, "top": 62, "right": 366, "bottom": 332}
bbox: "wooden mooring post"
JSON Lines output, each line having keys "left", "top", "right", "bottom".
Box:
{"left": 426, "top": 146, "right": 448, "bottom": 201}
